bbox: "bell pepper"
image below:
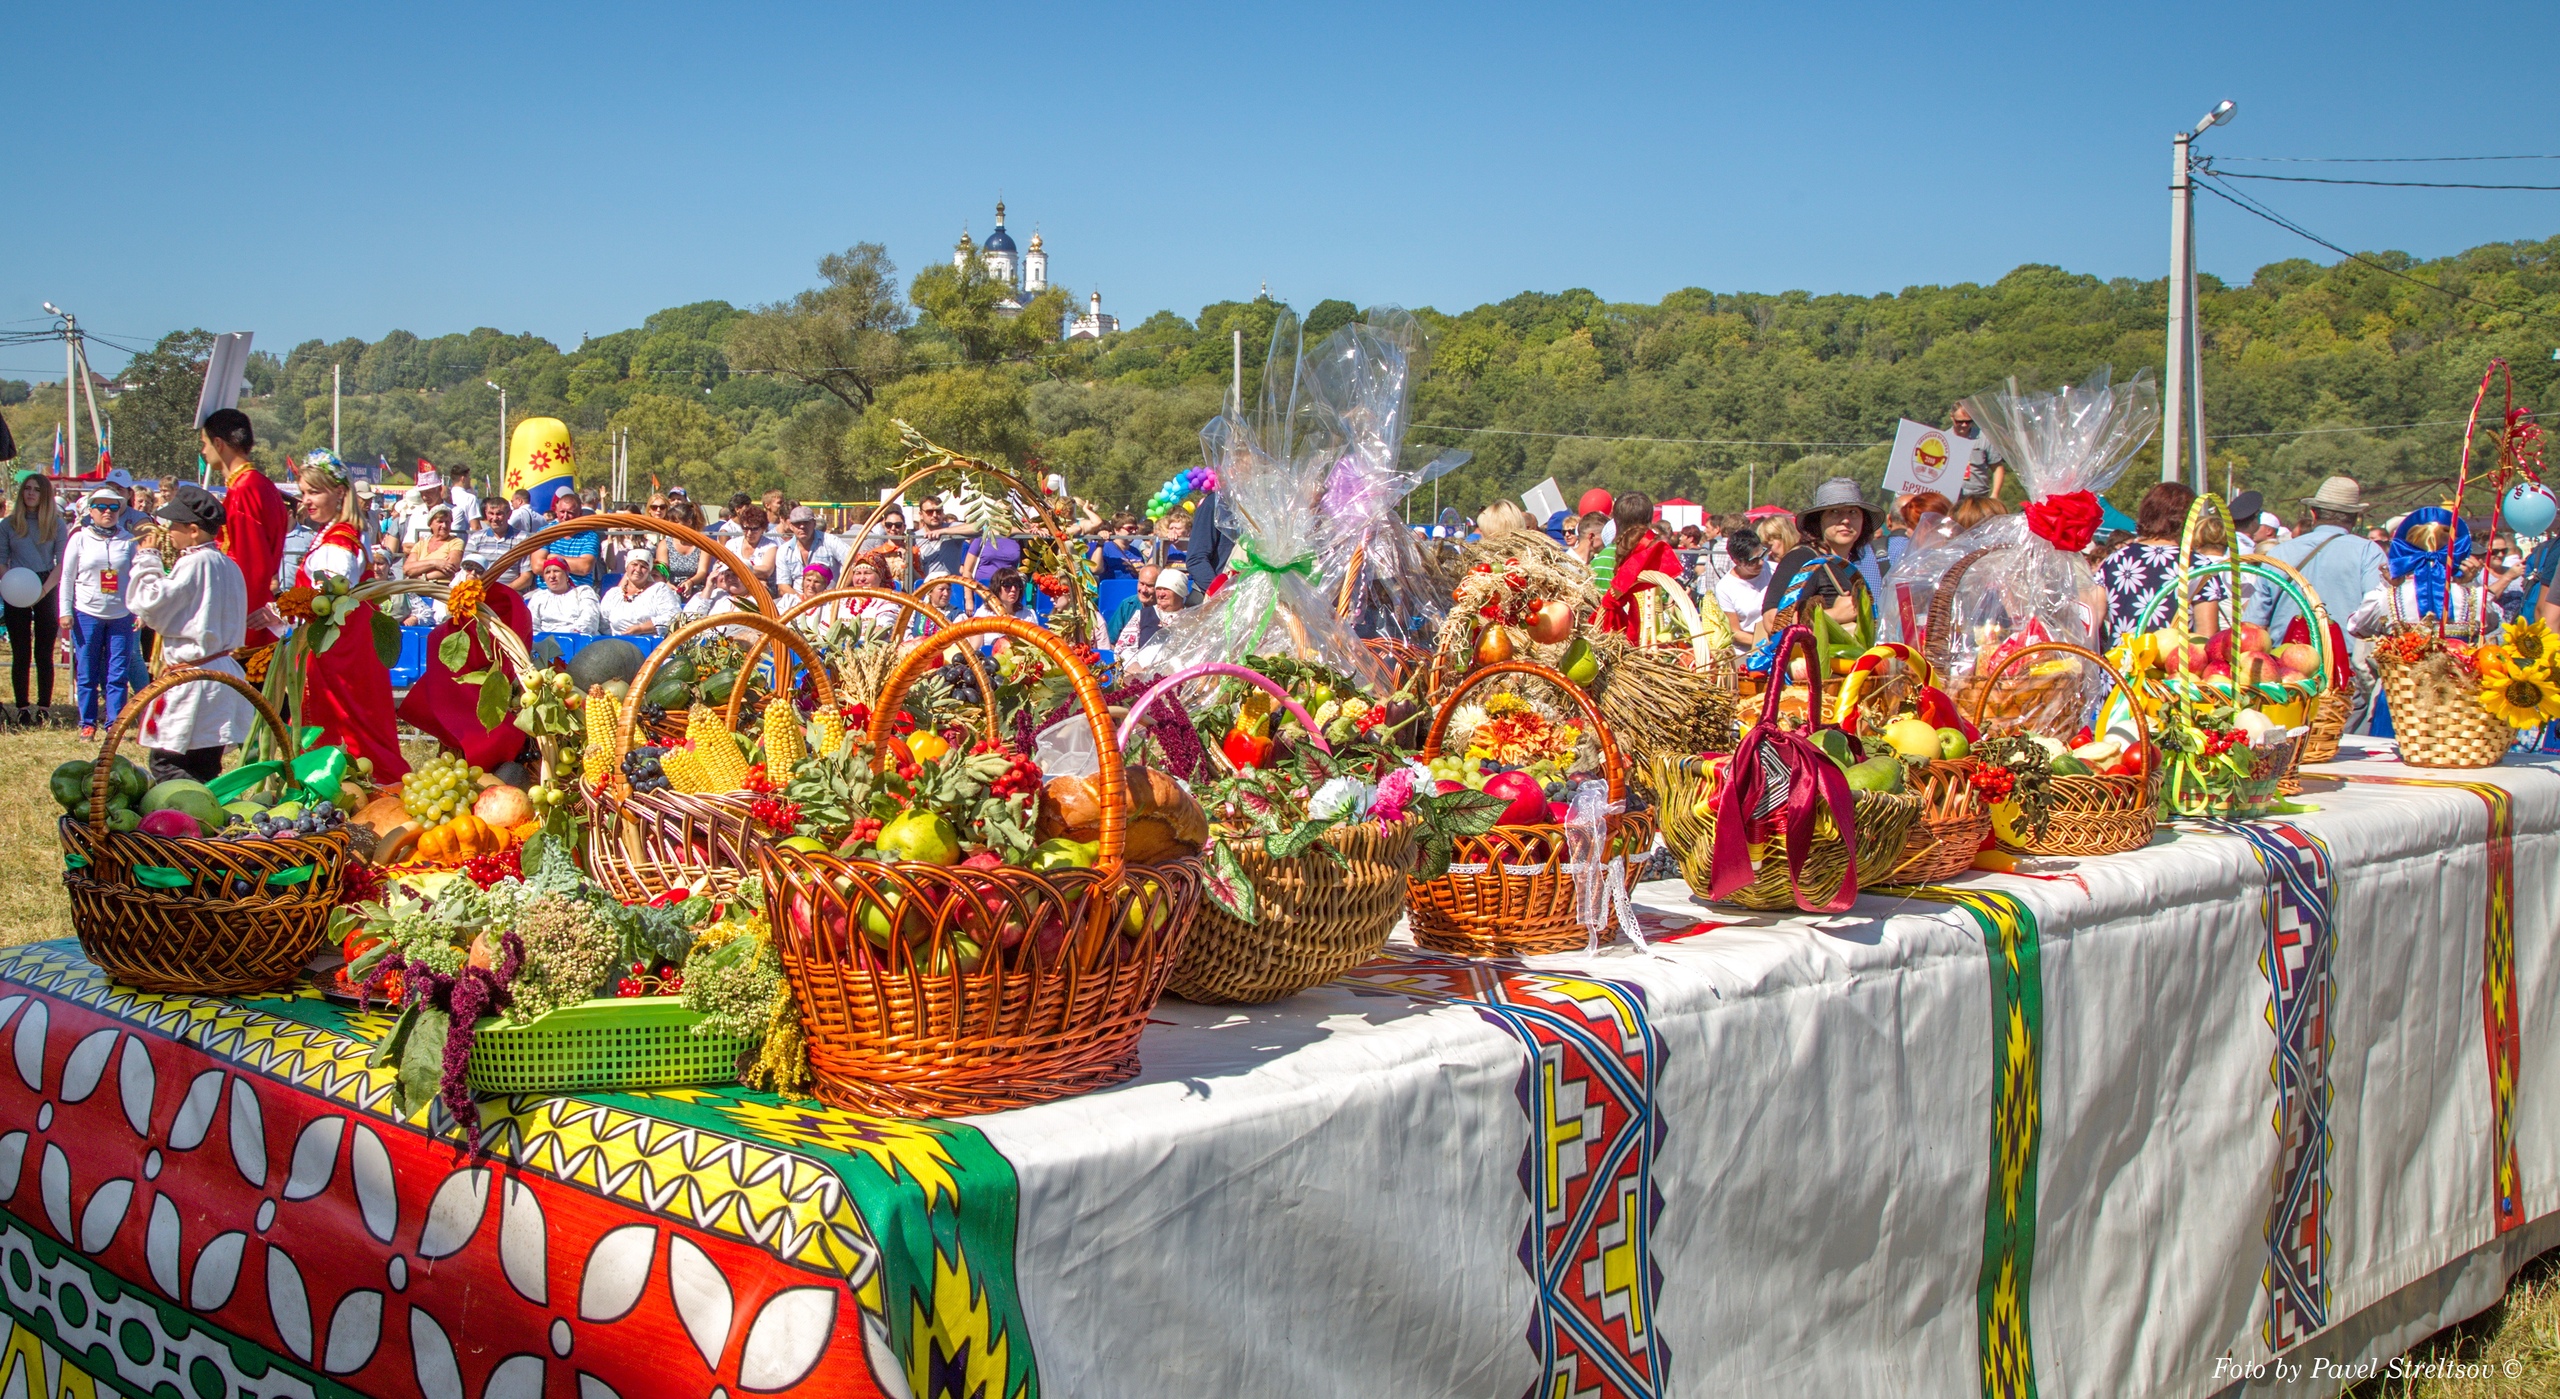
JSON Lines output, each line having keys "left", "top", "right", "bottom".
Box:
{"left": 1221, "top": 694, "right": 1276, "bottom": 771}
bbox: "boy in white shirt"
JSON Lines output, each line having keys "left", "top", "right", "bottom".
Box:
{"left": 124, "top": 485, "right": 256, "bottom": 784}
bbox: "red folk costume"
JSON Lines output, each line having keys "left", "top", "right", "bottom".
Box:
{"left": 294, "top": 520, "right": 410, "bottom": 781}
{"left": 1599, "top": 527, "right": 1683, "bottom": 641}
{"left": 220, "top": 462, "right": 287, "bottom": 649}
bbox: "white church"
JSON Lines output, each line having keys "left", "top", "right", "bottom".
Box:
{"left": 953, "top": 201, "right": 1118, "bottom": 339}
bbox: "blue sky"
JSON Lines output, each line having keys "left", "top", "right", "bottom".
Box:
{"left": 4, "top": 0, "right": 2552, "bottom": 375}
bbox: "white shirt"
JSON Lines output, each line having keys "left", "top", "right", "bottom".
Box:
{"left": 1714, "top": 569, "right": 1769, "bottom": 638}
{"left": 125, "top": 544, "right": 255, "bottom": 751}
{"left": 599, "top": 579, "right": 683, "bottom": 636}
{"left": 526, "top": 584, "right": 604, "bottom": 635}
{"left": 774, "top": 532, "right": 847, "bottom": 590}
{"left": 445, "top": 485, "right": 480, "bottom": 524}
{"left": 57, "top": 527, "right": 138, "bottom": 623}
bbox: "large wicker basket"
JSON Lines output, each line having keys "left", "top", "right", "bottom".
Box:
{"left": 2379, "top": 649, "right": 2512, "bottom": 768}
{"left": 1118, "top": 664, "right": 1413, "bottom": 1004}
{"left": 1657, "top": 626, "right": 1924, "bottom": 911}
{"left": 62, "top": 668, "right": 355, "bottom": 994}
{"left": 1827, "top": 642, "right": 1986, "bottom": 881}
{"left": 587, "top": 611, "right": 839, "bottom": 904}
{"left": 758, "top": 616, "right": 1201, "bottom": 1114}
{"left": 1971, "top": 642, "right": 2158, "bottom": 857}
{"left": 1406, "top": 662, "right": 1653, "bottom": 958}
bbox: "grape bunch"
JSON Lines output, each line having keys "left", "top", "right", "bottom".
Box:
{"left": 401, "top": 756, "right": 482, "bottom": 825}
{"left": 221, "top": 800, "right": 347, "bottom": 842}
{"left": 622, "top": 747, "right": 671, "bottom": 795}
{"left": 637, "top": 702, "right": 668, "bottom": 730}
{"left": 938, "top": 660, "right": 985, "bottom": 708}
{"left": 1425, "top": 755, "right": 1485, "bottom": 790}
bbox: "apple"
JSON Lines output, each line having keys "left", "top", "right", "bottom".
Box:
{"left": 1482, "top": 770, "right": 1550, "bottom": 827}
{"left": 1526, "top": 599, "right": 1575, "bottom": 645}
{"left": 2275, "top": 642, "right": 2319, "bottom": 677}
{"left": 2235, "top": 624, "right": 2271, "bottom": 655}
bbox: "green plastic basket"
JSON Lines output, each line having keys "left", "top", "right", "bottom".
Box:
{"left": 467, "top": 996, "right": 749, "bottom": 1094}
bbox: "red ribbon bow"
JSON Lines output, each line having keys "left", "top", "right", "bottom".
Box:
{"left": 1706, "top": 626, "right": 1863, "bottom": 913}
{"left": 2023, "top": 489, "right": 2102, "bottom": 553}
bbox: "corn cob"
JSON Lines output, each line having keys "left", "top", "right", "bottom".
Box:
{"left": 762, "top": 696, "right": 805, "bottom": 776}
{"left": 661, "top": 745, "right": 711, "bottom": 793}
{"left": 687, "top": 704, "right": 751, "bottom": 791}
{"left": 811, "top": 705, "right": 846, "bottom": 757}
{"left": 581, "top": 686, "right": 620, "bottom": 785}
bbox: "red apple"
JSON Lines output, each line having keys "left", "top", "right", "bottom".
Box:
{"left": 1526, "top": 599, "right": 1575, "bottom": 645}
{"left": 1482, "top": 770, "right": 1550, "bottom": 827}
{"left": 2275, "top": 642, "right": 2319, "bottom": 676}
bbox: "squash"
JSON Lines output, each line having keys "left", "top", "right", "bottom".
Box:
{"left": 371, "top": 826, "right": 421, "bottom": 867}
{"left": 354, "top": 791, "right": 412, "bottom": 835}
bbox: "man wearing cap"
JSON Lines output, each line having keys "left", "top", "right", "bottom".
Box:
{"left": 397, "top": 468, "right": 450, "bottom": 547}
{"left": 57, "top": 487, "right": 139, "bottom": 736}
{"left": 775, "top": 506, "right": 846, "bottom": 591}
{"left": 2253, "top": 475, "right": 2389, "bottom": 729}
{"left": 124, "top": 484, "right": 255, "bottom": 783}
{"left": 199, "top": 408, "right": 286, "bottom": 654}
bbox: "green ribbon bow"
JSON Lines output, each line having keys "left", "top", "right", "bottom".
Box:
{"left": 1224, "top": 540, "right": 1321, "bottom": 657}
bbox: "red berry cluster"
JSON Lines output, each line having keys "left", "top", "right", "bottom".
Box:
{"left": 845, "top": 816, "right": 884, "bottom": 846}
{"left": 741, "top": 765, "right": 777, "bottom": 795}
{"left": 335, "top": 860, "right": 386, "bottom": 909}
{"left": 1969, "top": 766, "right": 2016, "bottom": 803}
{"left": 2199, "top": 728, "right": 2249, "bottom": 757}
{"left": 990, "top": 752, "right": 1043, "bottom": 798}
{"left": 747, "top": 797, "right": 802, "bottom": 834}
{"left": 459, "top": 846, "right": 523, "bottom": 890}
{"left": 612, "top": 960, "right": 683, "bottom": 998}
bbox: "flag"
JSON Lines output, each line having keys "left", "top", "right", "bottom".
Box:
{"left": 418, "top": 457, "right": 435, "bottom": 475}
{"left": 50, "top": 425, "right": 62, "bottom": 476}
{"left": 92, "top": 446, "right": 110, "bottom": 482}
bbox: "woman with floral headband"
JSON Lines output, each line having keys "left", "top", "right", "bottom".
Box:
{"left": 271, "top": 450, "right": 409, "bottom": 781}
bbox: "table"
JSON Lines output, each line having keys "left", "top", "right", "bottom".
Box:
{"left": 1, "top": 741, "right": 2552, "bottom": 1399}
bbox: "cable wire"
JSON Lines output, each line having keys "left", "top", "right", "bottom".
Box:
{"left": 2188, "top": 176, "right": 2510, "bottom": 310}
{"left": 2199, "top": 166, "right": 2560, "bottom": 192}
{"left": 2209, "top": 154, "right": 2560, "bottom": 164}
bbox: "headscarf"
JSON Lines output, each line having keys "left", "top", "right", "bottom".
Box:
{"left": 2387, "top": 506, "right": 2471, "bottom": 619}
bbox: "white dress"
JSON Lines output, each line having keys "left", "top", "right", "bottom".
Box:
{"left": 526, "top": 584, "right": 605, "bottom": 636}
{"left": 2345, "top": 577, "right": 2501, "bottom": 639}
{"left": 125, "top": 544, "right": 255, "bottom": 751}
{"left": 599, "top": 580, "right": 683, "bottom": 636}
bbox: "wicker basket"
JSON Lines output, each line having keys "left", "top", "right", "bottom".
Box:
{"left": 2276, "top": 687, "right": 2351, "bottom": 795}
{"left": 2379, "top": 650, "right": 2512, "bottom": 768}
{"left": 1406, "top": 662, "right": 1653, "bottom": 957}
{"left": 1970, "top": 642, "right": 2159, "bottom": 857}
{"left": 1827, "top": 644, "right": 1986, "bottom": 881}
{"left": 467, "top": 996, "right": 752, "bottom": 1093}
{"left": 1113, "top": 664, "right": 1408, "bottom": 1003}
{"left": 759, "top": 616, "right": 1200, "bottom": 1115}
{"left": 1923, "top": 546, "right": 2085, "bottom": 733}
{"left": 1657, "top": 627, "right": 1924, "bottom": 911}
{"left": 61, "top": 668, "right": 356, "bottom": 994}
{"left": 587, "top": 611, "right": 840, "bottom": 905}
{"left": 2165, "top": 732, "right": 2301, "bottom": 821}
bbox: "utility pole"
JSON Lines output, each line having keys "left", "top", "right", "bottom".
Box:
{"left": 332, "top": 363, "right": 341, "bottom": 457}
{"left": 486, "top": 380, "right": 506, "bottom": 489}
{"left": 2163, "top": 99, "right": 2235, "bottom": 488}
{"left": 45, "top": 306, "right": 76, "bottom": 481}
{"left": 1231, "top": 329, "right": 1243, "bottom": 416}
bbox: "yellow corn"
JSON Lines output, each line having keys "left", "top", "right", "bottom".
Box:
{"left": 661, "top": 745, "right": 711, "bottom": 793}
{"left": 581, "top": 686, "right": 620, "bottom": 786}
{"left": 762, "top": 696, "right": 805, "bottom": 776}
{"left": 686, "top": 704, "right": 751, "bottom": 791}
{"left": 812, "top": 706, "right": 845, "bottom": 757}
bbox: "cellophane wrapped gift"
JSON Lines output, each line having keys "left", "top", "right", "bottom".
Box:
{"left": 1942, "top": 368, "right": 2159, "bottom": 734}
{"left": 1143, "top": 310, "right": 1390, "bottom": 691}
{"left": 1309, "top": 308, "right": 1444, "bottom": 646}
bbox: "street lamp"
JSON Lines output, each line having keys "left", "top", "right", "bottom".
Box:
{"left": 486, "top": 381, "right": 506, "bottom": 491}
{"left": 2163, "top": 98, "right": 2236, "bottom": 487}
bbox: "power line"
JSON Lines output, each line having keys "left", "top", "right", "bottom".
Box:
{"left": 2210, "top": 154, "right": 2560, "bottom": 164}
{"left": 1409, "top": 423, "right": 1889, "bottom": 449}
{"left": 2188, "top": 176, "right": 2510, "bottom": 311}
{"left": 2200, "top": 166, "right": 2560, "bottom": 192}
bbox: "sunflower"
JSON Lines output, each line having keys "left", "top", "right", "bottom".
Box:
{"left": 2478, "top": 655, "right": 2560, "bottom": 728}
{"left": 2499, "top": 618, "right": 2555, "bottom": 672}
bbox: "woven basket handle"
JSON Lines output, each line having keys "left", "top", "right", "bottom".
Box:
{"left": 2171, "top": 493, "right": 2245, "bottom": 638}
{"left": 1420, "top": 661, "right": 1625, "bottom": 804}
{"left": 1756, "top": 624, "right": 1829, "bottom": 728}
{"left": 1920, "top": 546, "right": 2000, "bottom": 673}
{"left": 872, "top": 616, "right": 1127, "bottom": 873}
{"left": 735, "top": 586, "right": 998, "bottom": 734}
{"left": 1965, "top": 640, "right": 2154, "bottom": 776}
{"left": 489, "top": 513, "right": 774, "bottom": 614}
{"left": 88, "top": 666, "right": 301, "bottom": 834}
{"left": 617, "top": 612, "right": 839, "bottom": 761}
{"left": 2132, "top": 549, "right": 2340, "bottom": 705}
{"left": 1116, "top": 663, "right": 1331, "bottom": 756}
{"left": 1832, "top": 642, "right": 1933, "bottom": 729}
{"left": 858, "top": 454, "right": 1098, "bottom": 634}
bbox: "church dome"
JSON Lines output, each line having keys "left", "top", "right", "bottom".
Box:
{"left": 982, "top": 200, "right": 1016, "bottom": 254}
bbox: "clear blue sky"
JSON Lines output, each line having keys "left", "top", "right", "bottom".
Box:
{"left": 4, "top": 0, "right": 2552, "bottom": 376}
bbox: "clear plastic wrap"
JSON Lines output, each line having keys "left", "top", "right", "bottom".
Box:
{"left": 1306, "top": 308, "right": 1444, "bottom": 644}
{"left": 1941, "top": 369, "right": 2158, "bottom": 732}
{"left": 1142, "top": 310, "right": 1391, "bottom": 691}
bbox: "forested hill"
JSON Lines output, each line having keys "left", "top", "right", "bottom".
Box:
{"left": 8, "top": 232, "right": 2555, "bottom": 522}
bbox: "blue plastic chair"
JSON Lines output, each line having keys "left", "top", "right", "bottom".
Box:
{"left": 389, "top": 626, "right": 434, "bottom": 688}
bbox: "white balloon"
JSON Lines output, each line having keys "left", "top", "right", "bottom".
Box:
{"left": 0, "top": 569, "right": 39, "bottom": 609}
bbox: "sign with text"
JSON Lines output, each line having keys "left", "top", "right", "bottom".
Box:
{"left": 1883, "top": 418, "right": 1962, "bottom": 498}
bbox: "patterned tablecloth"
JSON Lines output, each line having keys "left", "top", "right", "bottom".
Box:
{"left": 0, "top": 744, "right": 2554, "bottom": 1399}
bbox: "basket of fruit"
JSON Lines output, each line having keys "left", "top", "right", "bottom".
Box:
{"left": 1656, "top": 626, "right": 1925, "bottom": 912}
{"left": 1406, "top": 661, "right": 1654, "bottom": 957}
{"left": 57, "top": 668, "right": 358, "bottom": 994}
{"left": 1967, "top": 642, "right": 2157, "bottom": 856}
{"left": 1833, "top": 644, "right": 1991, "bottom": 883}
{"left": 1922, "top": 546, "right": 2091, "bottom": 736}
{"left": 1122, "top": 663, "right": 1421, "bottom": 1004}
{"left": 757, "top": 616, "right": 1205, "bottom": 1114}
{"left": 582, "top": 612, "right": 853, "bottom": 904}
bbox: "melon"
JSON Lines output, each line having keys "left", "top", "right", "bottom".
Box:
{"left": 140, "top": 780, "right": 225, "bottom": 833}
{"left": 565, "top": 638, "right": 646, "bottom": 690}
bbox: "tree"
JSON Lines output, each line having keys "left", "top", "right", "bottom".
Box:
{"left": 610, "top": 393, "right": 740, "bottom": 497}
{"left": 908, "top": 256, "right": 1070, "bottom": 366}
{"left": 109, "top": 329, "right": 218, "bottom": 479}
{"left": 843, "top": 369, "right": 1036, "bottom": 480}
{"left": 726, "top": 243, "right": 910, "bottom": 411}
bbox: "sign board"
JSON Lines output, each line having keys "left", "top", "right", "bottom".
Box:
{"left": 1883, "top": 418, "right": 1964, "bottom": 498}
{"left": 1520, "top": 477, "right": 1567, "bottom": 525}
{"left": 192, "top": 333, "right": 255, "bottom": 425}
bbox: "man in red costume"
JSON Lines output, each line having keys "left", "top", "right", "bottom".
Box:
{"left": 200, "top": 409, "right": 286, "bottom": 652}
